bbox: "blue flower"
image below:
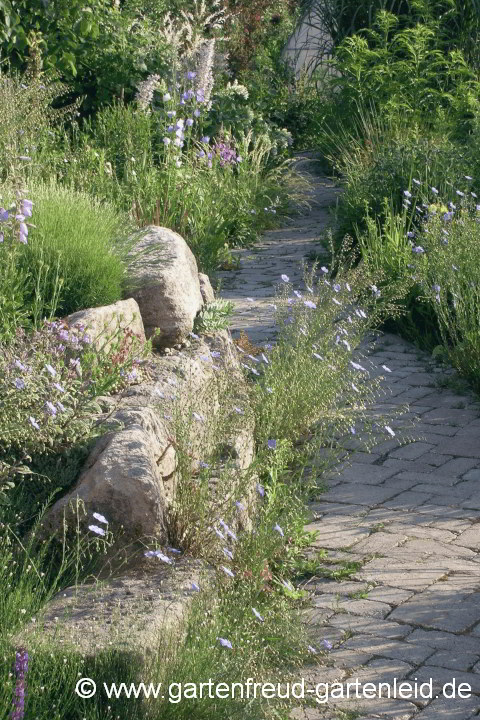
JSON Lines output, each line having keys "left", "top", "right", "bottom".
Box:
{"left": 13, "top": 378, "right": 25, "bottom": 390}
{"left": 267, "top": 439, "right": 277, "bottom": 450}
{"left": 256, "top": 482, "right": 265, "bottom": 497}
{"left": 273, "top": 523, "right": 284, "bottom": 537}
{"left": 93, "top": 512, "right": 108, "bottom": 525}
{"left": 220, "top": 565, "right": 234, "bottom": 578}
{"left": 89, "top": 524, "right": 105, "bottom": 536}
{"left": 217, "top": 637, "right": 232, "bottom": 649}
{"left": 252, "top": 607, "right": 264, "bottom": 622}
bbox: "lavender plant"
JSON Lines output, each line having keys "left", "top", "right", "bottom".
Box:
{"left": 10, "top": 648, "right": 28, "bottom": 720}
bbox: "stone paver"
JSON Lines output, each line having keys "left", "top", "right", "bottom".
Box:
{"left": 220, "top": 159, "right": 480, "bottom": 720}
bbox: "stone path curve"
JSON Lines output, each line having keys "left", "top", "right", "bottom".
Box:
{"left": 219, "top": 159, "right": 480, "bottom": 720}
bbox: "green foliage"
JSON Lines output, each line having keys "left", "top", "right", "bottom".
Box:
{"left": 0, "top": 0, "right": 172, "bottom": 112}
{"left": 325, "top": 9, "right": 480, "bottom": 139}
{"left": 195, "top": 299, "right": 235, "bottom": 332}
{"left": 0, "top": 318, "right": 148, "bottom": 503}
{"left": 20, "top": 180, "right": 130, "bottom": 318}
{"left": 413, "top": 194, "right": 480, "bottom": 389}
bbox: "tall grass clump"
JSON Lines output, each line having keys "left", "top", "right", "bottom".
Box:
{"left": 20, "top": 180, "right": 131, "bottom": 318}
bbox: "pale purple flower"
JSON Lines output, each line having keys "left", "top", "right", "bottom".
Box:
{"left": 266, "top": 387, "right": 273, "bottom": 393}
{"left": 350, "top": 427, "right": 356, "bottom": 435}
{"left": 456, "top": 190, "right": 464, "bottom": 197}
{"left": 431, "top": 186, "right": 439, "bottom": 194}
{"left": 163, "top": 137, "right": 171, "bottom": 146}
{"left": 214, "top": 528, "right": 226, "bottom": 541}
{"left": 0, "top": 208, "right": 8, "bottom": 221}
{"left": 350, "top": 361, "right": 366, "bottom": 371}
{"left": 412, "top": 246, "right": 425, "bottom": 254}
{"left": 93, "top": 512, "right": 108, "bottom": 525}
{"left": 21, "top": 199, "right": 33, "bottom": 217}
{"left": 29, "top": 416, "right": 40, "bottom": 430}
{"left": 332, "top": 298, "right": 341, "bottom": 306}
{"left": 193, "top": 411, "right": 205, "bottom": 423}
{"left": 223, "top": 548, "right": 234, "bottom": 560}
{"left": 333, "top": 283, "right": 341, "bottom": 293}
{"left": 53, "top": 382, "right": 65, "bottom": 393}
{"left": 273, "top": 523, "right": 284, "bottom": 537}
{"left": 13, "top": 378, "right": 25, "bottom": 390}
{"left": 233, "top": 407, "right": 244, "bottom": 415}
{"left": 281, "top": 274, "right": 289, "bottom": 282}
{"left": 351, "top": 383, "right": 359, "bottom": 392}
{"left": 191, "top": 582, "right": 201, "bottom": 591}
{"left": 11, "top": 648, "right": 28, "bottom": 720}
{"left": 267, "top": 439, "right": 277, "bottom": 450}
{"left": 45, "top": 401, "right": 57, "bottom": 417}
{"left": 323, "top": 639, "right": 333, "bottom": 650}
{"left": 403, "top": 190, "right": 412, "bottom": 198}
{"left": 293, "top": 290, "right": 302, "bottom": 298}
{"left": 412, "top": 178, "right": 421, "bottom": 185}
{"left": 89, "top": 525, "right": 105, "bottom": 536}
{"left": 304, "top": 300, "right": 317, "bottom": 309}
{"left": 194, "top": 109, "right": 201, "bottom": 117}
{"left": 186, "top": 71, "right": 196, "bottom": 80}
{"left": 217, "top": 637, "right": 232, "bottom": 649}
{"left": 320, "top": 266, "right": 328, "bottom": 274}
{"left": 144, "top": 550, "right": 173, "bottom": 564}
{"left": 256, "top": 482, "right": 265, "bottom": 497}
{"left": 220, "top": 565, "right": 234, "bottom": 578}
{"left": 201, "top": 136, "right": 210, "bottom": 143}
{"left": 385, "top": 425, "right": 396, "bottom": 437}
{"left": 45, "top": 363, "right": 56, "bottom": 377}
{"left": 381, "top": 365, "right": 391, "bottom": 372}
{"left": 307, "top": 645, "right": 318, "bottom": 654}
{"left": 252, "top": 607, "right": 264, "bottom": 622}
{"left": 235, "top": 501, "right": 245, "bottom": 511}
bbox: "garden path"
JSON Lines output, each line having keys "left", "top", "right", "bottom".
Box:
{"left": 219, "top": 160, "right": 480, "bottom": 720}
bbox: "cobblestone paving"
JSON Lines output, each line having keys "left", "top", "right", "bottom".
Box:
{"left": 219, "top": 162, "right": 480, "bottom": 720}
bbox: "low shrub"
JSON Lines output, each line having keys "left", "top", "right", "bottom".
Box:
{"left": 0, "top": 318, "right": 148, "bottom": 510}
{"left": 20, "top": 180, "right": 130, "bottom": 318}
{"left": 412, "top": 189, "right": 480, "bottom": 389}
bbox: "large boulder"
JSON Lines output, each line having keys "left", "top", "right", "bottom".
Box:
{"left": 65, "top": 298, "right": 146, "bottom": 353}
{"left": 127, "top": 226, "right": 204, "bottom": 348}
{"left": 45, "top": 331, "right": 254, "bottom": 541}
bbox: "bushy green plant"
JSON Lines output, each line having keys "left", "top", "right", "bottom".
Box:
{"left": 195, "top": 299, "right": 235, "bottom": 332}
{"left": 0, "top": 318, "right": 148, "bottom": 506}
{"left": 0, "top": 1, "right": 172, "bottom": 113}
{"left": 19, "top": 180, "right": 130, "bottom": 318}
{"left": 413, "top": 190, "right": 480, "bottom": 388}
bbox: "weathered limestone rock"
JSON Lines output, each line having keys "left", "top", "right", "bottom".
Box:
{"left": 127, "top": 226, "right": 204, "bottom": 348}
{"left": 65, "top": 298, "right": 145, "bottom": 353}
{"left": 45, "top": 331, "right": 254, "bottom": 541}
{"left": 18, "top": 558, "right": 211, "bottom": 658}
{"left": 198, "top": 272, "right": 215, "bottom": 303}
